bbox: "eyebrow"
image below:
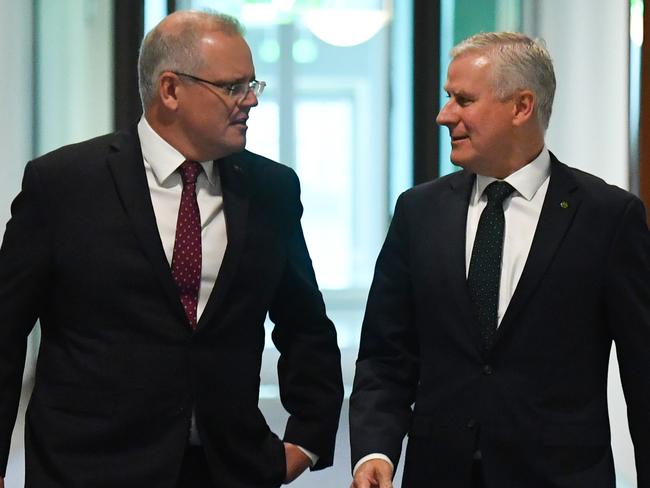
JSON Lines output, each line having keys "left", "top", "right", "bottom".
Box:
{"left": 445, "top": 87, "right": 472, "bottom": 98}
{"left": 214, "top": 76, "right": 250, "bottom": 85}
{"left": 203, "top": 71, "right": 256, "bottom": 84}
{"left": 236, "top": 71, "right": 257, "bottom": 81}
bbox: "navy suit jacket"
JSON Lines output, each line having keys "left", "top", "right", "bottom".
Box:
{"left": 0, "top": 128, "right": 343, "bottom": 488}
{"left": 350, "top": 153, "right": 650, "bottom": 487}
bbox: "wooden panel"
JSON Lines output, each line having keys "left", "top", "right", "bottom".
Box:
{"left": 113, "top": 0, "right": 144, "bottom": 131}
{"left": 413, "top": 0, "right": 441, "bottom": 184}
{"left": 640, "top": 4, "right": 650, "bottom": 223}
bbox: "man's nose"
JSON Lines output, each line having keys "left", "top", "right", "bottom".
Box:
{"left": 240, "top": 89, "right": 259, "bottom": 108}
{"left": 436, "top": 101, "right": 453, "bottom": 126}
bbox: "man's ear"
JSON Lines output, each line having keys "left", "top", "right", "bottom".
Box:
{"left": 158, "top": 72, "right": 180, "bottom": 111}
{"left": 512, "top": 89, "right": 535, "bottom": 126}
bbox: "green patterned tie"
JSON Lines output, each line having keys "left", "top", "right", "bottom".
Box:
{"left": 468, "top": 181, "right": 515, "bottom": 349}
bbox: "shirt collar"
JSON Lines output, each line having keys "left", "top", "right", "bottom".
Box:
{"left": 474, "top": 147, "right": 551, "bottom": 202}
{"left": 137, "top": 117, "right": 216, "bottom": 186}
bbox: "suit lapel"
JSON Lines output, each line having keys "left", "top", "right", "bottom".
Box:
{"left": 443, "top": 171, "right": 484, "bottom": 348}
{"left": 494, "top": 155, "right": 580, "bottom": 344}
{"left": 106, "top": 129, "right": 188, "bottom": 327}
{"left": 196, "top": 153, "right": 250, "bottom": 329}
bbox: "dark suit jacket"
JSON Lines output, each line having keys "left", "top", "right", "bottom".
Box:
{"left": 350, "top": 154, "right": 650, "bottom": 488}
{"left": 0, "top": 128, "right": 343, "bottom": 488}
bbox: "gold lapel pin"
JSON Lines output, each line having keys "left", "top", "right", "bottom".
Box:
{"left": 560, "top": 200, "right": 569, "bottom": 209}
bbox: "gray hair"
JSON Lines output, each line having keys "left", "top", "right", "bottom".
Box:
{"left": 138, "top": 10, "right": 244, "bottom": 109}
{"left": 451, "top": 32, "right": 556, "bottom": 129}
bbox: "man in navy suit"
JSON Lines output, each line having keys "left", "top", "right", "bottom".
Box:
{"left": 0, "top": 10, "right": 343, "bottom": 488}
{"left": 350, "top": 32, "right": 649, "bottom": 488}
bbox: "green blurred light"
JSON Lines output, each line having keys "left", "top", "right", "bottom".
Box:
{"left": 292, "top": 38, "right": 318, "bottom": 63}
{"left": 259, "top": 39, "right": 281, "bottom": 63}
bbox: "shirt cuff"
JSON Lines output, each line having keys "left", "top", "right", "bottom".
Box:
{"left": 353, "top": 453, "right": 394, "bottom": 475}
{"left": 296, "top": 445, "right": 319, "bottom": 467}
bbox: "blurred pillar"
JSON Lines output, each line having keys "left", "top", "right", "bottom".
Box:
{"left": 639, "top": 3, "right": 650, "bottom": 222}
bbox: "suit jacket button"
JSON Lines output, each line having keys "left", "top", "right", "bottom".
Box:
{"left": 466, "top": 418, "right": 477, "bottom": 429}
{"left": 483, "top": 364, "right": 493, "bottom": 375}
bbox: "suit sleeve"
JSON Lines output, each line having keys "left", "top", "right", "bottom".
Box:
{"left": 0, "top": 162, "right": 51, "bottom": 474}
{"left": 349, "top": 193, "right": 419, "bottom": 471}
{"left": 268, "top": 170, "right": 344, "bottom": 470}
{"left": 604, "top": 196, "right": 650, "bottom": 486}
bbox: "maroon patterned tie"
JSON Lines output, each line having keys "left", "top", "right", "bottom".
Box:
{"left": 171, "top": 161, "right": 202, "bottom": 329}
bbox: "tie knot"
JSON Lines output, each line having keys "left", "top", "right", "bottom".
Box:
{"left": 178, "top": 160, "right": 202, "bottom": 186}
{"left": 484, "top": 181, "right": 515, "bottom": 205}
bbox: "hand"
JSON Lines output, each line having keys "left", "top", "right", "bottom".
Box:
{"left": 283, "top": 442, "right": 311, "bottom": 483}
{"left": 350, "top": 459, "right": 393, "bottom": 488}
{"left": 1, "top": 477, "right": 4, "bottom": 488}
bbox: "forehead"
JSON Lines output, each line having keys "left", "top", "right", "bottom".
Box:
{"left": 198, "top": 31, "right": 254, "bottom": 80}
{"left": 444, "top": 53, "right": 494, "bottom": 92}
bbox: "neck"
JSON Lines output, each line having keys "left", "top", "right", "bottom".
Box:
{"left": 144, "top": 109, "right": 225, "bottom": 162}
{"left": 492, "top": 142, "right": 545, "bottom": 179}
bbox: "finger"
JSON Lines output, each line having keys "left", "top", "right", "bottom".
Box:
{"left": 375, "top": 468, "right": 392, "bottom": 488}
{"left": 350, "top": 477, "right": 369, "bottom": 488}
{"left": 352, "top": 474, "right": 378, "bottom": 488}
{"left": 379, "top": 478, "right": 392, "bottom": 488}
{"left": 352, "top": 481, "right": 372, "bottom": 488}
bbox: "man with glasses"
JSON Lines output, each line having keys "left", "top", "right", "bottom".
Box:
{"left": 0, "top": 10, "right": 343, "bottom": 488}
{"left": 349, "top": 32, "right": 649, "bottom": 488}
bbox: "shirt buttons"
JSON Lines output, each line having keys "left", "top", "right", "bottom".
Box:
{"left": 482, "top": 364, "right": 494, "bottom": 375}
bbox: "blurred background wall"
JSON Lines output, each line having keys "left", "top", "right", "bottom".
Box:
{"left": 1, "top": 0, "right": 647, "bottom": 486}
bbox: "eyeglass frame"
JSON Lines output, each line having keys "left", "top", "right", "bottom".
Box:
{"left": 170, "top": 71, "right": 266, "bottom": 101}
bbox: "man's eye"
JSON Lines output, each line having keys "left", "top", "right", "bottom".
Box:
{"left": 457, "top": 97, "right": 471, "bottom": 106}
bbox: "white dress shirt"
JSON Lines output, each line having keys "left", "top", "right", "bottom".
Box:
{"left": 137, "top": 117, "right": 317, "bottom": 465}
{"left": 137, "top": 117, "right": 227, "bottom": 321}
{"left": 354, "top": 148, "right": 551, "bottom": 475}
{"left": 465, "top": 148, "right": 551, "bottom": 325}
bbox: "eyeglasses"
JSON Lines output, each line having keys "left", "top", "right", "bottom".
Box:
{"left": 172, "top": 71, "right": 266, "bottom": 101}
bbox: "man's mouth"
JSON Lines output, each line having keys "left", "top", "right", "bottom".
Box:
{"left": 231, "top": 116, "right": 248, "bottom": 127}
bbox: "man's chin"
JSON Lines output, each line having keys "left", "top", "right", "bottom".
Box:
{"left": 203, "top": 140, "right": 246, "bottom": 161}
{"left": 223, "top": 138, "right": 247, "bottom": 156}
{"left": 449, "top": 157, "right": 469, "bottom": 170}
{"left": 449, "top": 149, "right": 481, "bottom": 171}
